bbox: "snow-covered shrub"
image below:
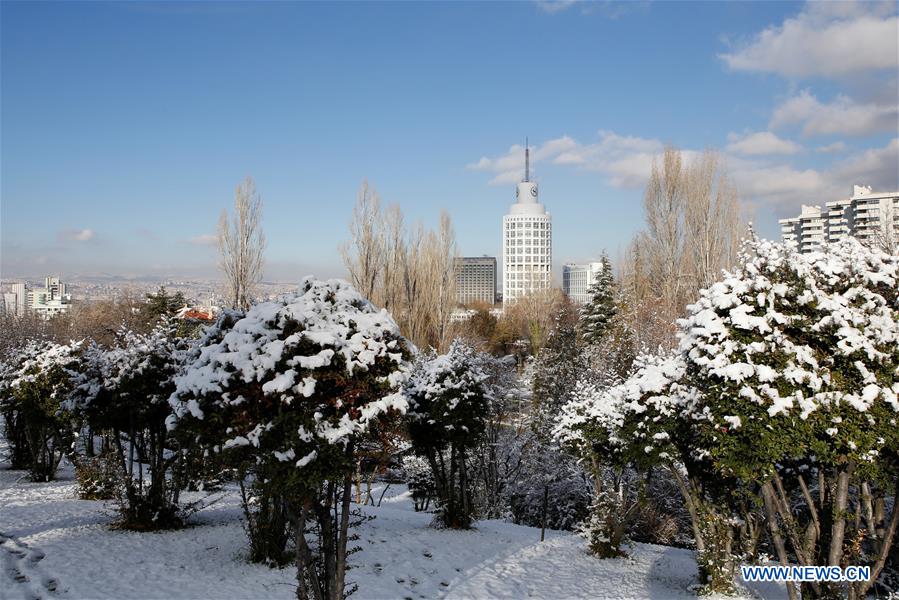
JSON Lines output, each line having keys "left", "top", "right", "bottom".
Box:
{"left": 578, "top": 492, "right": 628, "bottom": 558}
{"left": 0, "top": 340, "right": 81, "bottom": 481}
{"left": 169, "top": 278, "right": 409, "bottom": 599}
{"left": 74, "top": 451, "right": 121, "bottom": 500}
{"left": 558, "top": 237, "right": 899, "bottom": 598}
{"left": 405, "top": 340, "right": 490, "bottom": 529}
{"left": 675, "top": 237, "right": 899, "bottom": 598}
{"left": 508, "top": 448, "right": 592, "bottom": 531}
{"left": 67, "top": 321, "right": 190, "bottom": 529}
{"left": 402, "top": 455, "right": 435, "bottom": 512}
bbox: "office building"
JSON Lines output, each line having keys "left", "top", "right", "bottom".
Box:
{"left": 454, "top": 256, "right": 497, "bottom": 305}
{"left": 502, "top": 145, "right": 552, "bottom": 305}
{"left": 562, "top": 261, "right": 604, "bottom": 304}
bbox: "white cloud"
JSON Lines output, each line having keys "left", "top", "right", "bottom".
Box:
{"left": 467, "top": 131, "right": 663, "bottom": 188}
{"left": 732, "top": 163, "right": 825, "bottom": 200}
{"left": 189, "top": 234, "right": 219, "bottom": 247}
{"left": 720, "top": 2, "right": 898, "bottom": 78}
{"left": 816, "top": 141, "right": 846, "bottom": 153}
{"left": 59, "top": 228, "right": 95, "bottom": 242}
{"left": 830, "top": 137, "right": 899, "bottom": 192}
{"left": 726, "top": 131, "right": 802, "bottom": 155}
{"left": 535, "top": 0, "right": 578, "bottom": 14}
{"left": 728, "top": 137, "right": 898, "bottom": 214}
{"left": 769, "top": 90, "right": 898, "bottom": 137}
{"left": 469, "top": 131, "right": 896, "bottom": 218}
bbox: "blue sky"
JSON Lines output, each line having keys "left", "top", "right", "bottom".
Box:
{"left": 2, "top": 1, "right": 896, "bottom": 281}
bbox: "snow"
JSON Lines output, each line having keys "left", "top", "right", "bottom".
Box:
{"left": 0, "top": 465, "right": 785, "bottom": 600}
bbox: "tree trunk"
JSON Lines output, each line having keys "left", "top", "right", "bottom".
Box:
{"left": 761, "top": 482, "right": 798, "bottom": 600}
{"left": 334, "top": 446, "right": 354, "bottom": 600}
{"left": 828, "top": 462, "right": 853, "bottom": 567}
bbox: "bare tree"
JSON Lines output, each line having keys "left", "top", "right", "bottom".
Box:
{"left": 622, "top": 147, "right": 746, "bottom": 349}
{"left": 642, "top": 147, "right": 687, "bottom": 314}
{"left": 870, "top": 199, "right": 898, "bottom": 255}
{"left": 684, "top": 150, "right": 741, "bottom": 291}
{"left": 340, "top": 182, "right": 458, "bottom": 351}
{"left": 340, "top": 182, "right": 384, "bottom": 303}
{"left": 218, "top": 176, "right": 266, "bottom": 310}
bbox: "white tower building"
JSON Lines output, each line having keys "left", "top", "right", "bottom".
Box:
{"left": 502, "top": 144, "right": 552, "bottom": 305}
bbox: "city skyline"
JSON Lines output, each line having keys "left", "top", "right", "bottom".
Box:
{"left": 2, "top": 1, "right": 897, "bottom": 281}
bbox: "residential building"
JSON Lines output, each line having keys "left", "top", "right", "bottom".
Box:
{"left": 779, "top": 204, "right": 826, "bottom": 253}
{"left": 5, "top": 277, "right": 73, "bottom": 319}
{"left": 780, "top": 185, "right": 899, "bottom": 253}
{"left": 562, "top": 261, "right": 604, "bottom": 304}
{"left": 2, "top": 293, "right": 18, "bottom": 316}
{"left": 10, "top": 282, "right": 28, "bottom": 317}
{"left": 454, "top": 256, "right": 497, "bottom": 306}
{"left": 502, "top": 145, "right": 552, "bottom": 305}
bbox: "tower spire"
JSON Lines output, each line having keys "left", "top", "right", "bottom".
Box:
{"left": 525, "top": 137, "right": 530, "bottom": 182}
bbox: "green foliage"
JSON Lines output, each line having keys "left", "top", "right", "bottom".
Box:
{"left": 145, "top": 286, "right": 187, "bottom": 322}
{"left": 406, "top": 340, "right": 491, "bottom": 529}
{"left": 0, "top": 341, "right": 81, "bottom": 482}
{"left": 170, "top": 278, "right": 410, "bottom": 598}
{"left": 579, "top": 253, "right": 617, "bottom": 346}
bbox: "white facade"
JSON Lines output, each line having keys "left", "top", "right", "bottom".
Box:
{"left": 2, "top": 293, "right": 18, "bottom": 316}
{"left": 502, "top": 149, "right": 552, "bottom": 305}
{"left": 779, "top": 204, "right": 826, "bottom": 253}
{"left": 5, "top": 277, "right": 73, "bottom": 319}
{"left": 780, "top": 185, "right": 899, "bottom": 253}
{"left": 10, "top": 282, "right": 28, "bottom": 317}
{"left": 562, "top": 261, "right": 604, "bottom": 304}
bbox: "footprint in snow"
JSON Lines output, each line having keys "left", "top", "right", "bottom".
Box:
{"left": 0, "top": 532, "right": 61, "bottom": 599}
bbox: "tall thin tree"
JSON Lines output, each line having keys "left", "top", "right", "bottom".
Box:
{"left": 218, "top": 176, "right": 266, "bottom": 311}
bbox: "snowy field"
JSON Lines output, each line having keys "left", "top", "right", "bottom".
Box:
{"left": 1, "top": 464, "right": 786, "bottom": 600}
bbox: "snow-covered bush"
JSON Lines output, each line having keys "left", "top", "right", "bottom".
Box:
{"left": 402, "top": 455, "right": 435, "bottom": 512}
{"left": 557, "top": 237, "right": 899, "bottom": 597}
{"left": 508, "top": 446, "right": 592, "bottom": 532}
{"left": 67, "top": 321, "right": 190, "bottom": 529}
{"left": 0, "top": 340, "right": 81, "bottom": 481}
{"left": 676, "top": 237, "right": 899, "bottom": 598}
{"left": 74, "top": 451, "right": 121, "bottom": 500}
{"left": 169, "top": 278, "right": 409, "bottom": 599}
{"left": 405, "top": 340, "right": 490, "bottom": 528}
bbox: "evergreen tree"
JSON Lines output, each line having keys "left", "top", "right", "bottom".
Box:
{"left": 530, "top": 300, "right": 583, "bottom": 438}
{"left": 579, "top": 253, "right": 617, "bottom": 346}
{"left": 0, "top": 341, "right": 82, "bottom": 481}
{"left": 145, "top": 286, "right": 187, "bottom": 322}
{"left": 68, "top": 319, "right": 190, "bottom": 529}
{"left": 405, "top": 340, "right": 491, "bottom": 529}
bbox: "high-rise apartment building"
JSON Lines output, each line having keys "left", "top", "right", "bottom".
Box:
{"left": 502, "top": 146, "right": 552, "bottom": 305}
{"left": 779, "top": 204, "right": 826, "bottom": 253}
{"left": 454, "top": 256, "right": 496, "bottom": 306}
{"left": 4, "top": 277, "right": 72, "bottom": 319}
{"left": 562, "top": 261, "right": 604, "bottom": 304}
{"left": 779, "top": 185, "right": 899, "bottom": 253}
{"left": 11, "top": 282, "right": 28, "bottom": 317}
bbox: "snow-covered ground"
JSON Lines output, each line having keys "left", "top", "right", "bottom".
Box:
{"left": 1, "top": 465, "right": 786, "bottom": 600}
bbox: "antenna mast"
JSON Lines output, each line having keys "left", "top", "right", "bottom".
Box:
{"left": 525, "top": 137, "right": 530, "bottom": 182}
